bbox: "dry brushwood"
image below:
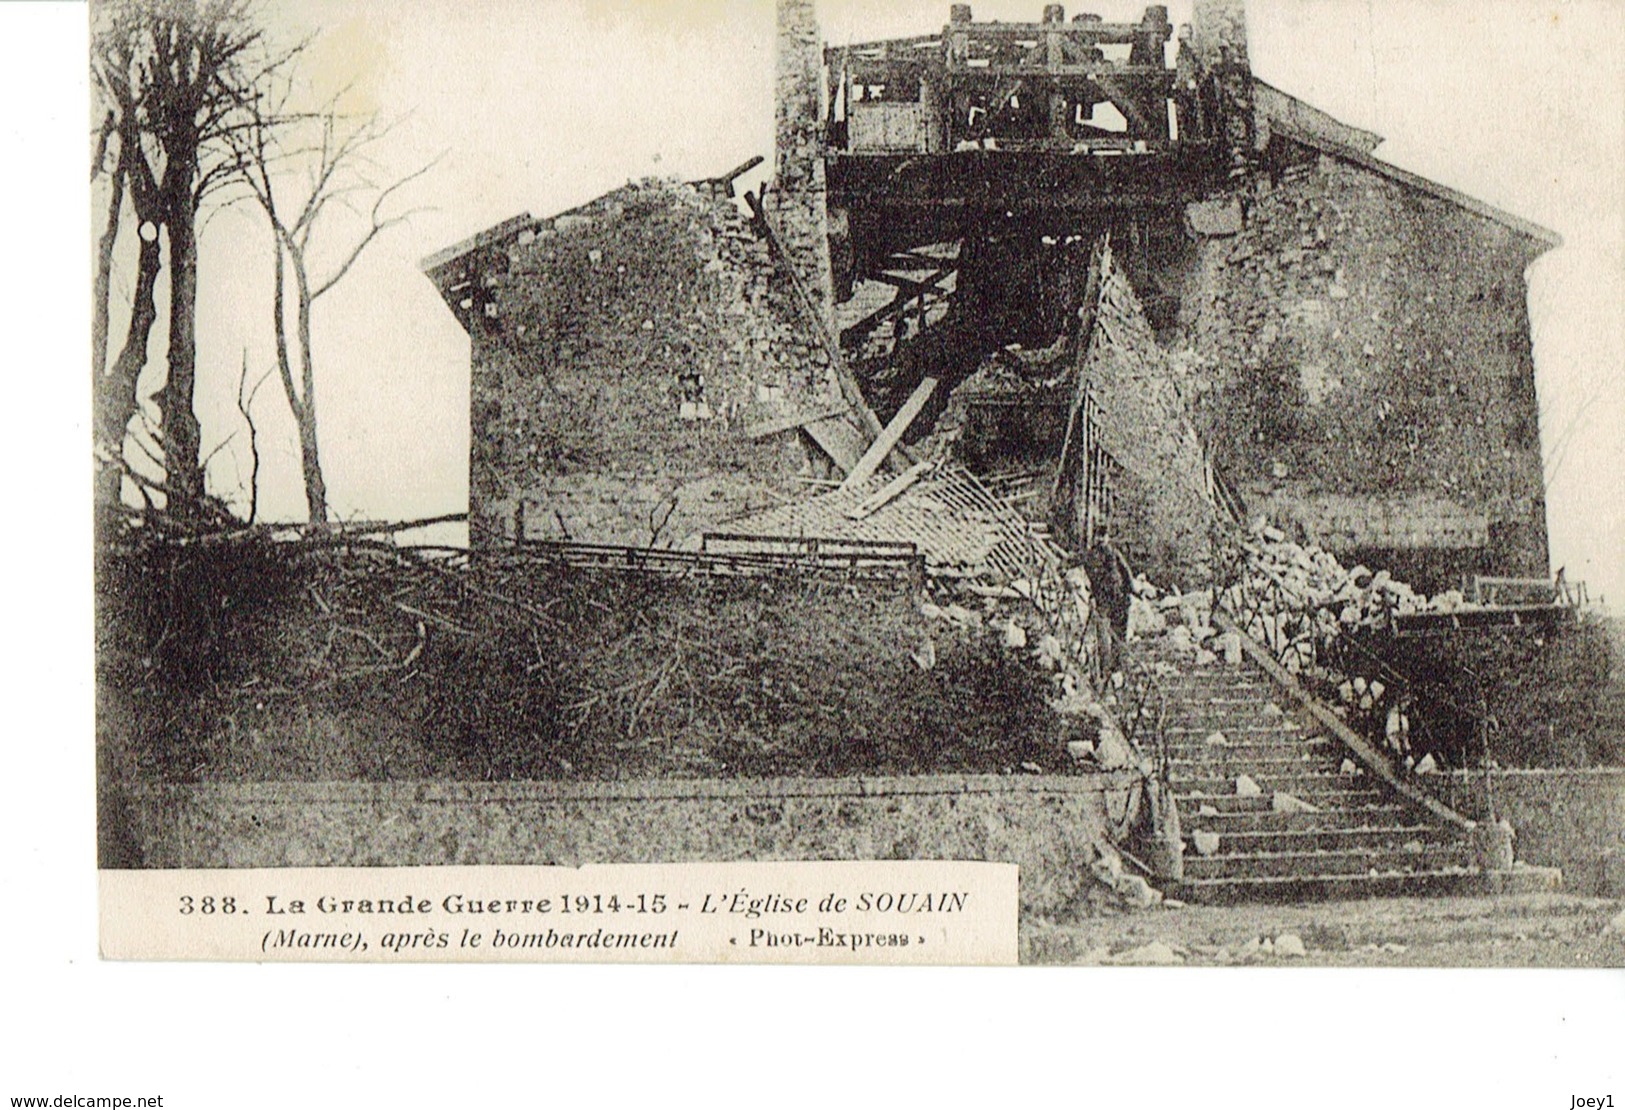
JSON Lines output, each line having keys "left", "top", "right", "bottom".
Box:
{"left": 98, "top": 512, "right": 1070, "bottom": 783}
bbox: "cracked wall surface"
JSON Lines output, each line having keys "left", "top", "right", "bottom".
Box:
{"left": 1179, "top": 150, "right": 1550, "bottom": 588}
{"left": 468, "top": 179, "right": 829, "bottom": 546}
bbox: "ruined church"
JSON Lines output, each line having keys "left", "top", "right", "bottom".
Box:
{"left": 424, "top": 0, "right": 1553, "bottom": 594}
{"left": 409, "top": 0, "right": 1604, "bottom": 907}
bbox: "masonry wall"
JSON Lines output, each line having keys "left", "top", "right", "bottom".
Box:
{"left": 1436, "top": 770, "right": 1625, "bottom": 897}
{"left": 120, "top": 774, "right": 1142, "bottom": 917}
{"left": 773, "top": 0, "right": 834, "bottom": 331}
{"left": 1180, "top": 150, "right": 1550, "bottom": 591}
{"left": 469, "top": 179, "right": 830, "bottom": 546}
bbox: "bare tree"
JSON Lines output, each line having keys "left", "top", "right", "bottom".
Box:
{"left": 237, "top": 87, "right": 433, "bottom": 521}
{"left": 146, "top": 0, "right": 272, "bottom": 511}
{"left": 91, "top": 0, "right": 288, "bottom": 515}
{"left": 91, "top": 6, "right": 168, "bottom": 508}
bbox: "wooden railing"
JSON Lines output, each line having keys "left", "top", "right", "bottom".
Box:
{"left": 504, "top": 536, "right": 926, "bottom": 582}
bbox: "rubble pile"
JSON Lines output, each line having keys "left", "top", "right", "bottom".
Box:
{"left": 955, "top": 346, "right": 1072, "bottom": 397}
{"left": 1119, "top": 516, "right": 1517, "bottom": 770}
{"left": 1216, "top": 517, "right": 1486, "bottom": 672}
{"left": 918, "top": 565, "right": 1157, "bottom": 779}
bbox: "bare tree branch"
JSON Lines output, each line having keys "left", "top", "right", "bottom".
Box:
{"left": 235, "top": 349, "right": 274, "bottom": 524}
{"left": 310, "top": 156, "right": 440, "bottom": 301}
{"left": 230, "top": 81, "right": 435, "bottom": 522}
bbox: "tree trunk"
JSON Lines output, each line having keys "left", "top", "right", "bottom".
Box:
{"left": 96, "top": 223, "right": 161, "bottom": 506}
{"left": 91, "top": 165, "right": 124, "bottom": 386}
{"left": 293, "top": 264, "right": 328, "bottom": 522}
{"left": 158, "top": 159, "right": 204, "bottom": 511}
{"left": 268, "top": 236, "right": 327, "bottom": 522}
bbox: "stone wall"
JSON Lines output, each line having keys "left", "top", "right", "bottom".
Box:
{"left": 1189, "top": 0, "right": 1250, "bottom": 70}
{"left": 121, "top": 773, "right": 1143, "bottom": 917}
{"left": 1180, "top": 148, "right": 1550, "bottom": 587}
{"left": 469, "top": 179, "right": 831, "bottom": 546}
{"left": 1435, "top": 770, "right": 1625, "bottom": 896}
{"left": 772, "top": 0, "right": 833, "bottom": 331}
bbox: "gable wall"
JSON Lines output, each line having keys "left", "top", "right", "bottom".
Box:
{"left": 1180, "top": 149, "right": 1549, "bottom": 589}
{"left": 467, "top": 180, "right": 830, "bottom": 547}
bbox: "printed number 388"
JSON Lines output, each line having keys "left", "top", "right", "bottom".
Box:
{"left": 178, "top": 895, "right": 238, "bottom": 914}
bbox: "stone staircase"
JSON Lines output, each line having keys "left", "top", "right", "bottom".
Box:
{"left": 1140, "top": 642, "right": 1482, "bottom": 904}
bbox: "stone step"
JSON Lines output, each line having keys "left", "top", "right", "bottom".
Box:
{"left": 1163, "top": 722, "right": 1307, "bottom": 737}
{"left": 1175, "top": 804, "right": 1417, "bottom": 834}
{"left": 1166, "top": 752, "right": 1328, "bottom": 773}
{"left": 1168, "top": 770, "right": 1378, "bottom": 797}
{"left": 1183, "top": 843, "right": 1472, "bottom": 881}
{"left": 1158, "top": 687, "right": 1274, "bottom": 702}
{"left": 1164, "top": 703, "right": 1276, "bottom": 717}
{"left": 1163, "top": 740, "right": 1324, "bottom": 758}
{"left": 1162, "top": 736, "right": 1334, "bottom": 757}
{"left": 1173, "top": 867, "right": 1483, "bottom": 905}
{"left": 1166, "top": 762, "right": 1352, "bottom": 785}
{"left": 1164, "top": 708, "right": 1296, "bottom": 728}
{"left": 1157, "top": 682, "right": 1267, "bottom": 698}
{"left": 1156, "top": 672, "right": 1268, "bottom": 687}
{"left": 1173, "top": 789, "right": 1392, "bottom": 815}
{"left": 1192, "top": 824, "right": 1457, "bottom": 854}
{"left": 1164, "top": 694, "right": 1280, "bottom": 707}
{"left": 1136, "top": 647, "right": 1241, "bottom": 665}
{"left": 1170, "top": 773, "right": 1384, "bottom": 799}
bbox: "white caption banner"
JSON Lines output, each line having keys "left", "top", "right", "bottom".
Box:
{"left": 100, "top": 861, "right": 1019, "bottom": 965}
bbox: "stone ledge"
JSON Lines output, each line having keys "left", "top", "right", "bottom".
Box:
{"left": 129, "top": 771, "right": 1140, "bottom": 807}
{"left": 117, "top": 772, "right": 1146, "bottom": 917}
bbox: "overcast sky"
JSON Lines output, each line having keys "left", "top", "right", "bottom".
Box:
{"left": 118, "top": 0, "right": 1622, "bottom": 606}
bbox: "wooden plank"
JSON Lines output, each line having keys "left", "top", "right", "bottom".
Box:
{"left": 870, "top": 269, "right": 955, "bottom": 294}
{"left": 839, "top": 377, "right": 939, "bottom": 492}
{"left": 801, "top": 413, "right": 868, "bottom": 474}
{"left": 946, "top": 62, "right": 1169, "bottom": 78}
{"left": 743, "top": 403, "right": 850, "bottom": 440}
{"left": 840, "top": 291, "right": 908, "bottom": 345}
{"left": 884, "top": 251, "right": 957, "bottom": 269}
{"left": 845, "top": 459, "right": 936, "bottom": 519}
{"left": 744, "top": 191, "right": 902, "bottom": 459}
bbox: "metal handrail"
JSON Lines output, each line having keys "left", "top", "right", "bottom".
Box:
{"left": 1214, "top": 544, "right": 1503, "bottom": 816}
{"left": 1019, "top": 548, "right": 1171, "bottom": 787}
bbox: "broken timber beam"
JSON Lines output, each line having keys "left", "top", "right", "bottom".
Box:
{"left": 845, "top": 459, "right": 936, "bottom": 519}
{"left": 870, "top": 269, "right": 955, "bottom": 294}
{"left": 801, "top": 413, "right": 867, "bottom": 474}
{"left": 744, "top": 190, "right": 914, "bottom": 466}
{"left": 1092, "top": 74, "right": 1157, "bottom": 135}
{"left": 1051, "top": 235, "right": 1110, "bottom": 505}
{"left": 840, "top": 291, "right": 910, "bottom": 346}
{"left": 744, "top": 403, "right": 850, "bottom": 440}
{"left": 689, "top": 156, "right": 765, "bottom": 197}
{"left": 839, "top": 377, "right": 938, "bottom": 492}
